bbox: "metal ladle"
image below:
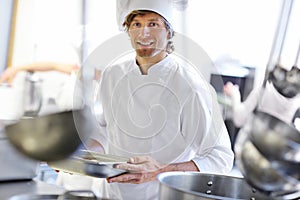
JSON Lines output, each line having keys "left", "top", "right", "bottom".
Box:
{"left": 269, "top": 42, "right": 300, "bottom": 98}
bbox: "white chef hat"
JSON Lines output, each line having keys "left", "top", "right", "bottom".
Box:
{"left": 116, "top": 0, "right": 174, "bottom": 31}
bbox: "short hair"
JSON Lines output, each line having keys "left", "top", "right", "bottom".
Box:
{"left": 123, "top": 10, "right": 175, "bottom": 54}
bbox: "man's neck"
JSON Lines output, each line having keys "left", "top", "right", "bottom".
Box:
{"left": 136, "top": 52, "right": 167, "bottom": 75}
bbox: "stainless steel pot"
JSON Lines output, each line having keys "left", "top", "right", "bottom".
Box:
{"left": 158, "top": 172, "right": 271, "bottom": 200}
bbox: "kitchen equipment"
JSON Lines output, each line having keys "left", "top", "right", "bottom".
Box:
{"left": 158, "top": 172, "right": 271, "bottom": 200}
{"left": 48, "top": 150, "right": 129, "bottom": 178}
{"left": 4, "top": 108, "right": 94, "bottom": 162}
{"left": 0, "top": 180, "right": 65, "bottom": 200}
{"left": 234, "top": 0, "right": 300, "bottom": 198}
{"left": 23, "top": 72, "right": 43, "bottom": 117}
{"left": 250, "top": 111, "right": 300, "bottom": 165}
{"left": 235, "top": 125, "right": 300, "bottom": 199}
{"left": 9, "top": 190, "right": 115, "bottom": 200}
{"left": 0, "top": 128, "right": 39, "bottom": 181}
{"left": 268, "top": 43, "right": 300, "bottom": 98}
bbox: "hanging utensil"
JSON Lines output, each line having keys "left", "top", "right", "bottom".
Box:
{"left": 269, "top": 40, "right": 300, "bottom": 98}
{"left": 235, "top": 0, "right": 300, "bottom": 198}
{"left": 262, "top": 0, "right": 294, "bottom": 87}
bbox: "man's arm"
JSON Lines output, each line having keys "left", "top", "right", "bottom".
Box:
{"left": 107, "top": 156, "right": 199, "bottom": 184}
{"left": 0, "top": 62, "right": 79, "bottom": 84}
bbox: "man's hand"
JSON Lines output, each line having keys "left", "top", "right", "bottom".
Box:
{"left": 107, "top": 156, "right": 167, "bottom": 184}
{"left": 223, "top": 81, "right": 241, "bottom": 104}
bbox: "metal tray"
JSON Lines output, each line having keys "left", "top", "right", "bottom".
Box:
{"left": 48, "top": 152, "right": 129, "bottom": 178}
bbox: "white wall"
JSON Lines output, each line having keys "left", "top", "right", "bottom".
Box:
{"left": 179, "top": 0, "right": 282, "bottom": 85}
{"left": 12, "top": 0, "right": 82, "bottom": 66}
{"left": 82, "top": 0, "right": 120, "bottom": 61}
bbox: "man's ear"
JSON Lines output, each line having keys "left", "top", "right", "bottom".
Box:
{"left": 167, "top": 31, "right": 172, "bottom": 39}
{"left": 167, "top": 29, "right": 174, "bottom": 39}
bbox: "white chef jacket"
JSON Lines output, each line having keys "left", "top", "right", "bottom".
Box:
{"left": 94, "top": 55, "right": 234, "bottom": 200}
{"left": 231, "top": 81, "right": 300, "bottom": 127}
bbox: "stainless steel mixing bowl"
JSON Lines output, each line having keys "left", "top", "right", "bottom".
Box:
{"left": 250, "top": 111, "right": 300, "bottom": 164}
{"left": 235, "top": 122, "right": 300, "bottom": 199}
{"left": 4, "top": 108, "right": 94, "bottom": 162}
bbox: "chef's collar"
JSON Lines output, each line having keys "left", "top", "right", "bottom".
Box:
{"left": 132, "top": 55, "right": 175, "bottom": 75}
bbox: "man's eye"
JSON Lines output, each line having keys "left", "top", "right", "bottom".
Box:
{"left": 131, "top": 23, "right": 141, "bottom": 28}
{"left": 149, "top": 22, "right": 158, "bottom": 27}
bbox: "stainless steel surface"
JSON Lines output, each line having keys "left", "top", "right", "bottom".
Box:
{"left": 0, "top": 137, "right": 39, "bottom": 181}
{"left": 0, "top": 180, "right": 114, "bottom": 200}
{"left": 158, "top": 172, "right": 271, "bottom": 200}
{"left": 9, "top": 190, "right": 98, "bottom": 200}
{"left": 5, "top": 108, "right": 94, "bottom": 162}
{"left": 76, "top": 150, "right": 129, "bottom": 164}
{"left": 265, "top": 1, "right": 300, "bottom": 98}
{"left": 235, "top": 126, "right": 300, "bottom": 199}
{"left": 0, "top": 180, "right": 64, "bottom": 200}
{"left": 49, "top": 151, "right": 128, "bottom": 178}
{"left": 9, "top": 193, "right": 115, "bottom": 200}
{"left": 269, "top": 64, "right": 300, "bottom": 98}
{"left": 250, "top": 111, "right": 300, "bottom": 164}
{"left": 237, "top": 128, "right": 295, "bottom": 190}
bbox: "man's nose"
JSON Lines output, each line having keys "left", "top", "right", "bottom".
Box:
{"left": 139, "top": 26, "right": 150, "bottom": 36}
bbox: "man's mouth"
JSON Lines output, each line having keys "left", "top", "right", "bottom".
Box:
{"left": 136, "top": 41, "right": 154, "bottom": 47}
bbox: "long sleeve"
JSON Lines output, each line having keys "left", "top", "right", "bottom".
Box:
{"left": 181, "top": 85, "right": 234, "bottom": 174}
{"left": 231, "top": 86, "right": 261, "bottom": 127}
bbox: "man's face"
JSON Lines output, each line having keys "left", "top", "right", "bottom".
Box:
{"left": 128, "top": 12, "right": 169, "bottom": 58}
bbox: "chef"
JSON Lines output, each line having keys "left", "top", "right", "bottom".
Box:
{"left": 92, "top": 0, "right": 234, "bottom": 199}
{"left": 223, "top": 69, "right": 300, "bottom": 127}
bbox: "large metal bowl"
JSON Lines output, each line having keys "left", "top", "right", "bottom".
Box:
{"left": 250, "top": 111, "right": 300, "bottom": 164}
{"left": 4, "top": 108, "right": 94, "bottom": 162}
{"left": 235, "top": 124, "right": 300, "bottom": 199}
{"left": 158, "top": 172, "right": 271, "bottom": 200}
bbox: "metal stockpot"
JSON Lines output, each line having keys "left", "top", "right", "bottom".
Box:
{"left": 158, "top": 172, "right": 271, "bottom": 200}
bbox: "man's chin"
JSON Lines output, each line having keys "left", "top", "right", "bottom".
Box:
{"left": 136, "top": 49, "right": 155, "bottom": 58}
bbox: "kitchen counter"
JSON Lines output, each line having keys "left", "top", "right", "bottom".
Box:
{"left": 0, "top": 180, "right": 65, "bottom": 200}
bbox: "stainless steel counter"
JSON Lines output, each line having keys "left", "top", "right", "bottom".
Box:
{"left": 0, "top": 180, "right": 65, "bottom": 200}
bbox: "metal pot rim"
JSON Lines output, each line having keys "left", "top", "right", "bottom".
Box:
{"left": 158, "top": 172, "right": 257, "bottom": 200}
